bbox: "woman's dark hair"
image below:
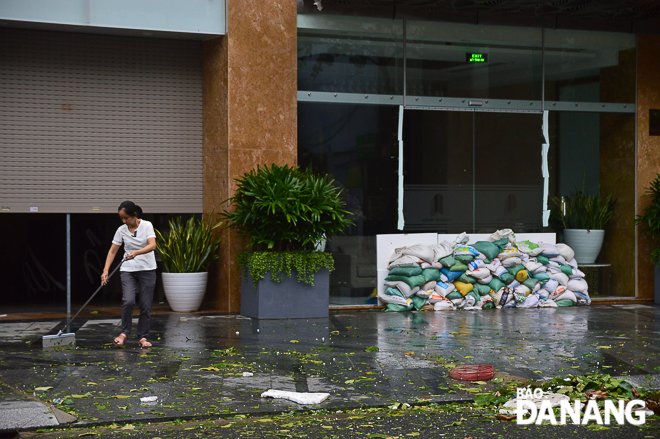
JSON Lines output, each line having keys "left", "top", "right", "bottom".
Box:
{"left": 118, "top": 201, "right": 143, "bottom": 218}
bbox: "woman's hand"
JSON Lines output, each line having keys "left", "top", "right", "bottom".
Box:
{"left": 125, "top": 252, "right": 136, "bottom": 260}
{"left": 101, "top": 271, "right": 109, "bottom": 285}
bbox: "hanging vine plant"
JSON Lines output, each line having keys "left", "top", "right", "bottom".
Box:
{"left": 238, "top": 251, "right": 335, "bottom": 287}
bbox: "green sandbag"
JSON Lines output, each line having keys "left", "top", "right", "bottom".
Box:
{"left": 385, "top": 303, "right": 413, "bottom": 312}
{"left": 422, "top": 268, "right": 441, "bottom": 282}
{"left": 522, "top": 278, "right": 539, "bottom": 291}
{"left": 411, "top": 295, "right": 427, "bottom": 311}
{"left": 537, "top": 255, "right": 550, "bottom": 265}
{"left": 472, "top": 241, "right": 500, "bottom": 261}
{"left": 384, "top": 274, "right": 426, "bottom": 289}
{"left": 493, "top": 238, "right": 509, "bottom": 251}
{"left": 388, "top": 266, "right": 423, "bottom": 276}
{"left": 472, "top": 283, "right": 492, "bottom": 296}
{"left": 506, "top": 264, "right": 525, "bottom": 276}
{"left": 450, "top": 262, "right": 468, "bottom": 272}
{"left": 560, "top": 265, "right": 574, "bottom": 276}
{"left": 532, "top": 272, "right": 550, "bottom": 282}
{"left": 555, "top": 299, "right": 575, "bottom": 307}
{"left": 466, "top": 291, "right": 480, "bottom": 301}
{"left": 458, "top": 273, "right": 478, "bottom": 284}
{"left": 483, "top": 301, "right": 495, "bottom": 309}
{"left": 501, "top": 273, "right": 515, "bottom": 284}
{"left": 446, "top": 290, "right": 464, "bottom": 300}
{"left": 385, "top": 287, "right": 405, "bottom": 298}
{"left": 489, "top": 278, "right": 506, "bottom": 292}
{"left": 439, "top": 255, "right": 455, "bottom": 267}
{"left": 455, "top": 254, "right": 475, "bottom": 265}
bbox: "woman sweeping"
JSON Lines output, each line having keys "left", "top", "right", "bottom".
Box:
{"left": 102, "top": 201, "right": 157, "bottom": 348}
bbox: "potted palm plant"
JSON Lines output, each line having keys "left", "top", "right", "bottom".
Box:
{"left": 551, "top": 189, "right": 615, "bottom": 264}
{"left": 155, "top": 216, "right": 221, "bottom": 312}
{"left": 221, "top": 164, "right": 353, "bottom": 319}
{"left": 635, "top": 173, "right": 660, "bottom": 304}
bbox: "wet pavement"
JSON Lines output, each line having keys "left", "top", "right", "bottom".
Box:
{"left": 0, "top": 304, "right": 659, "bottom": 433}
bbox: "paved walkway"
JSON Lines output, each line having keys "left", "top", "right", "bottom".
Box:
{"left": 0, "top": 304, "right": 659, "bottom": 433}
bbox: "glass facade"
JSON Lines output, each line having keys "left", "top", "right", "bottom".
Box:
{"left": 298, "top": 12, "right": 638, "bottom": 304}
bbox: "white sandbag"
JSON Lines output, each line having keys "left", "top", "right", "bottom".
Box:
{"left": 539, "top": 299, "right": 558, "bottom": 307}
{"left": 416, "top": 289, "right": 433, "bottom": 299}
{"left": 387, "top": 254, "right": 421, "bottom": 270}
{"left": 467, "top": 267, "right": 491, "bottom": 279}
{"left": 453, "top": 232, "right": 469, "bottom": 246}
{"left": 574, "top": 290, "right": 591, "bottom": 305}
{"left": 384, "top": 281, "right": 420, "bottom": 298}
{"left": 546, "top": 261, "right": 560, "bottom": 268}
{"left": 539, "top": 243, "right": 559, "bottom": 257}
{"left": 519, "top": 253, "right": 530, "bottom": 262}
{"left": 549, "top": 255, "right": 568, "bottom": 265}
{"left": 541, "top": 279, "right": 559, "bottom": 294}
{"left": 428, "top": 293, "right": 446, "bottom": 303}
{"left": 467, "top": 259, "right": 485, "bottom": 271}
{"left": 490, "top": 229, "right": 515, "bottom": 241}
{"left": 499, "top": 248, "right": 523, "bottom": 259}
{"left": 421, "top": 262, "right": 432, "bottom": 269}
{"left": 549, "top": 285, "right": 566, "bottom": 300}
{"left": 476, "top": 252, "right": 487, "bottom": 261}
{"left": 484, "top": 259, "right": 502, "bottom": 271}
{"left": 515, "top": 239, "right": 545, "bottom": 256}
{"left": 434, "top": 280, "right": 456, "bottom": 297}
{"left": 567, "top": 278, "right": 588, "bottom": 293}
{"left": 556, "top": 243, "right": 575, "bottom": 262}
{"left": 478, "top": 274, "right": 493, "bottom": 285}
{"left": 518, "top": 293, "right": 539, "bottom": 308}
{"left": 569, "top": 268, "right": 585, "bottom": 279}
{"left": 523, "top": 260, "right": 543, "bottom": 273}
{"left": 568, "top": 258, "right": 578, "bottom": 269}
{"left": 450, "top": 297, "right": 465, "bottom": 307}
{"left": 432, "top": 241, "right": 455, "bottom": 260}
{"left": 492, "top": 265, "right": 508, "bottom": 279}
{"left": 434, "top": 298, "right": 455, "bottom": 311}
{"left": 549, "top": 272, "right": 569, "bottom": 286}
{"left": 378, "top": 291, "right": 413, "bottom": 307}
{"left": 440, "top": 274, "right": 449, "bottom": 283}
{"left": 459, "top": 295, "right": 476, "bottom": 309}
{"left": 502, "top": 257, "right": 522, "bottom": 268}
{"left": 399, "top": 244, "right": 436, "bottom": 263}
{"left": 454, "top": 245, "right": 480, "bottom": 257}
{"left": 553, "top": 289, "right": 577, "bottom": 303}
{"left": 507, "top": 280, "right": 521, "bottom": 288}
{"left": 514, "top": 284, "right": 531, "bottom": 297}
{"left": 421, "top": 280, "right": 437, "bottom": 291}
{"left": 490, "top": 288, "right": 515, "bottom": 307}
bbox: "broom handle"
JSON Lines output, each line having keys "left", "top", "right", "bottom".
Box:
{"left": 64, "top": 257, "right": 126, "bottom": 332}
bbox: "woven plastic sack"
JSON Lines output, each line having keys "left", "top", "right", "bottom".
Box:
{"left": 398, "top": 244, "right": 436, "bottom": 263}
{"left": 455, "top": 255, "right": 476, "bottom": 265}
{"left": 385, "top": 303, "right": 414, "bottom": 312}
{"left": 466, "top": 267, "right": 491, "bottom": 280}
{"left": 388, "top": 266, "right": 423, "bottom": 276}
{"left": 467, "top": 259, "right": 485, "bottom": 271}
{"left": 539, "top": 243, "right": 560, "bottom": 258}
{"left": 415, "top": 289, "right": 433, "bottom": 299}
{"left": 387, "top": 255, "right": 421, "bottom": 270}
{"left": 441, "top": 267, "right": 462, "bottom": 282}
{"left": 478, "top": 274, "right": 493, "bottom": 285}
{"left": 446, "top": 290, "right": 464, "bottom": 300}
{"left": 472, "top": 241, "right": 501, "bottom": 261}
{"left": 537, "top": 255, "right": 550, "bottom": 265}
{"left": 450, "top": 262, "right": 469, "bottom": 272}
{"left": 422, "top": 268, "right": 441, "bottom": 282}
{"left": 560, "top": 265, "right": 574, "bottom": 276}
{"left": 556, "top": 243, "right": 575, "bottom": 262}
{"left": 434, "top": 298, "right": 455, "bottom": 311}
{"left": 549, "top": 272, "right": 569, "bottom": 286}
{"left": 379, "top": 289, "right": 413, "bottom": 307}
{"left": 516, "top": 239, "right": 545, "bottom": 256}
{"left": 515, "top": 269, "right": 529, "bottom": 282}
{"left": 569, "top": 268, "right": 585, "bottom": 279}
{"left": 439, "top": 255, "right": 456, "bottom": 268}
{"left": 434, "top": 280, "right": 456, "bottom": 297}
{"left": 411, "top": 295, "right": 427, "bottom": 310}
{"left": 421, "top": 280, "right": 437, "bottom": 291}
{"left": 454, "top": 245, "right": 480, "bottom": 257}
{"left": 432, "top": 242, "right": 455, "bottom": 261}
{"left": 539, "top": 299, "right": 558, "bottom": 308}
{"left": 489, "top": 277, "right": 506, "bottom": 292}
{"left": 384, "top": 274, "right": 427, "bottom": 289}
{"left": 472, "top": 283, "right": 492, "bottom": 296}
{"left": 518, "top": 293, "right": 539, "bottom": 308}
{"left": 532, "top": 272, "right": 550, "bottom": 282}
{"left": 454, "top": 280, "right": 474, "bottom": 296}
{"left": 567, "top": 278, "right": 588, "bottom": 293}
{"left": 384, "top": 281, "right": 420, "bottom": 298}
{"left": 499, "top": 248, "right": 523, "bottom": 260}
{"left": 555, "top": 299, "right": 575, "bottom": 307}
{"left": 523, "top": 260, "right": 543, "bottom": 273}
{"left": 458, "top": 273, "right": 478, "bottom": 284}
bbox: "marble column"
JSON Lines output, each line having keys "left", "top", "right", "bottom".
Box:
{"left": 636, "top": 34, "right": 660, "bottom": 301}
{"left": 202, "top": 2, "right": 298, "bottom": 312}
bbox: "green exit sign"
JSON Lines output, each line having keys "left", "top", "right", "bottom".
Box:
{"left": 466, "top": 53, "right": 488, "bottom": 63}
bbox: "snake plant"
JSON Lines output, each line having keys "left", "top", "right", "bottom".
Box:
{"left": 155, "top": 216, "right": 222, "bottom": 273}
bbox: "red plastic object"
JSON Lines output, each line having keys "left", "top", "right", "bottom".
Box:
{"left": 448, "top": 365, "right": 495, "bottom": 381}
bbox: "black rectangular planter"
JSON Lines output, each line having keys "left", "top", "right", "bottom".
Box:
{"left": 240, "top": 268, "right": 330, "bottom": 319}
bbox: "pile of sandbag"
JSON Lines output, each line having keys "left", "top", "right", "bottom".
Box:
{"left": 379, "top": 230, "right": 591, "bottom": 312}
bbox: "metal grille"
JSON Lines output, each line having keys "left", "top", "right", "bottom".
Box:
{"left": 0, "top": 28, "right": 203, "bottom": 214}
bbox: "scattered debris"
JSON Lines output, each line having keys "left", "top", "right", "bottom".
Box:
{"left": 261, "top": 389, "right": 330, "bottom": 405}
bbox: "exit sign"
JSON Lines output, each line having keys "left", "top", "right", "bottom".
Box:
{"left": 466, "top": 53, "right": 488, "bottom": 63}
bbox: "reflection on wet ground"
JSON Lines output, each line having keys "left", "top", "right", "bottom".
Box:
{"left": 0, "top": 305, "right": 658, "bottom": 427}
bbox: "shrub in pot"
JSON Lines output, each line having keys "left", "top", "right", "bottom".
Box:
{"left": 551, "top": 189, "right": 615, "bottom": 264}
{"left": 220, "top": 164, "right": 353, "bottom": 319}
{"left": 155, "top": 216, "right": 221, "bottom": 312}
{"left": 635, "top": 173, "right": 660, "bottom": 303}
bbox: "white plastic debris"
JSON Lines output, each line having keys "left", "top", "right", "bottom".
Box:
{"left": 140, "top": 396, "right": 158, "bottom": 403}
{"left": 261, "top": 389, "right": 330, "bottom": 405}
{"left": 243, "top": 372, "right": 254, "bottom": 377}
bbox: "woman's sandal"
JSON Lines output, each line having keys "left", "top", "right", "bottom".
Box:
{"left": 113, "top": 333, "right": 127, "bottom": 346}
{"left": 138, "top": 338, "right": 152, "bottom": 348}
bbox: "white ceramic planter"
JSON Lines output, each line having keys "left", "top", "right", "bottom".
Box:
{"left": 563, "top": 229, "right": 605, "bottom": 264}
{"left": 162, "top": 272, "right": 208, "bottom": 312}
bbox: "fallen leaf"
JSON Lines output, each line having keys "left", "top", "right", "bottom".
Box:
{"left": 199, "top": 367, "right": 220, "bottom": 371}
{"left": 290, "top": 340, "right": 299, "bottom": 343}
{"left": 496, "top": 414, "right": 516, "bottom": 421}
{"left": 330, "top": 331, "right": 339, "bottom": 335}
{"left": 34, "top": 387, "right": 53, "bottom": 392}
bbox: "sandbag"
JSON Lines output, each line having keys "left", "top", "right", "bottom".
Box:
{"left": 556, "top": 243, "right": 575, "bottom": 262}
{"left": 536, "top": 255, "right": 550, "bottom": 265}
{"left": 555, "top": 299, "right": 575, "bottom": 307}
{"left": 427, "top": 293, "right": 444, "bottom": 303}
{"left": 532, "top": 272, "right": 550, "bottom": 282}
{"left": 472, "top": 283, "right": 492, "bottom": 296}
{"left": 439, "top": 255, "right": 456, "bottom": 268}
{"left": 455, "top": 254, "right": 476, "bottom": 265}
{"left": 434, "top": 280, "right": 456, "bottom": 297}
{"left": 422, "top": 268, "right": 441, "bottom": 282}
{"left": 421, "top": 261, "right": 442, "bottom": 269}
{"left": 501, "top": 272, "right": 515, "bottom": 284}
{"left": 450, "top": 262, "right": 468, "bottom": 272}
{"left": 454, "top": 245, "right": 481, "bottom": 257}
{"left": 415, "top": 289, "right": 433, "bottom": 299}
{"left": 432, "top": 242, "right": 455, "bottom": 261}
{"left": 507, "top": 264, "right": 526, "bottom": 276}
{"left": 569, "top": 268, "right": 585, "bottom": 279}
{"left": 502, "top": 257, "right": 523, "bottom": 268}
{"left": 467, "top": 267, "right": 491, "bottom": 280}
{"left": 515, "top": 269, "right": 529, "bottom": 282}
{"left": 489, "top": 278, "right": 506, "bottom": 292}
{"left": 459, "top": 294, "right": 477, "bottom": 309}
{"left": 518, "top": 293, "right": 539, "bottom": 308}
{"left": 514, "top": 284, "right": 531, "bottom": 297}
{"left": 450, "top": 296, "right": 465, "bottom": 307}
{"left": 434, "top": 298, "right": 455, "bottom": 311}
{"left": 574, "top": 290, "right": 591, "bottom": 305}
{"left": 472, "top": 241, "right": 500, "bottom": 261}
{"left": 421, "top": 280, "right": 437, "bottom": 292}
{"left": 478, "top": 274, "right": 493, "bottom": 285}
{"left": 499, "top": 248, "right": 523, "bottom": 260}
{"left": 567, "top": 278, "right": 588, "bottom": 293}
{"left": 523, "top": 260, "right": 543, "bottom": 273}
{"left": 398, "top": 244, "right": 436, "bottom": 263}
{"left": 411, "top": 295, "right": 427, "bottom": 310}
{"left": 441, "top": 268, "right": 462, "bottom": 282}
{"left": 446, "top": 290, "right": 464, "bottom": 300}
{"left": 541, "top": 279, "right": 559, "bottom": 294}
{"left": 522, "top": 277, "right": 539, "bottom": 291}
{"left": 539, "top": 243, "right": 559, "bottom": 258}
{"left": 384, "top": 281, "right": 420, "bottom": 298}
{"left": 550, "top": 255, "right": 568, "bottom": 266}
{"left": 388, "top": 266, "right": 423, "bottom": 276}
{"left": 457, "top": 273, "right": 478, "bottom": 284}
{"left": 387, "top": 255, "right": 421, "bottom": 270}
{"left": 539, "top": 299, "right": 558, "bottom": 308}
{"left": 384, "top": 274, "right": 427, "bottom": 289}
{"left": 467, "top": 259, "right": 485, "bottom": 271}
{"left": 385, "top": 303, "right": 413, "bottom": 312}
{"left": 454, "top": 280, "right": 474, "bottom": 296}
{"left": 549, "top": 271, "right": 569, "bottom": 286}
{"left": 553, "top": 289, "right": 577, "bottom": 303}
{"left": 560, "top": 265, "right": 573, "bottom": 276}
{"left": 516, "top": 239, "right": 545, "bottom": 256}
{"left": 379, "top": 289, "right": 413, "bottom": 307}
{"left": 490, "top": 229, "right": 515, "bottom": 241}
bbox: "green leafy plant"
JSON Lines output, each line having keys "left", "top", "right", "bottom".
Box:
{"left": 238, "top": 251, "right": 334, "bottom": 286}
{"left": 635, "top": 173, "right": 660, "bottom": 263}
{"left": 220, "top": 164, "right": 353, "bottom": 252}
{"left": 155, "top": 216, "right": 222, "bottom": 273}
{"left": 551, "top": 189, "right": 615, "bottom": 231}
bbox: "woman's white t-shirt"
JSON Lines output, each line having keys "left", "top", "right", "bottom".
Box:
{"left": 112, "top": 219, "right": 157, "bottom": 272}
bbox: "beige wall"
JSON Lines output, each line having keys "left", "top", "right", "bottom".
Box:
{"left": 202, "top": 1, "right": 298, "bottom": 312}
{"left": 636, "top": 34, "right": 660, "bottom": 301}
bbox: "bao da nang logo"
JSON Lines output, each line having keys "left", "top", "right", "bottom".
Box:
{"left": 514, "top": 387, "right": 646, "bottom": 426}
